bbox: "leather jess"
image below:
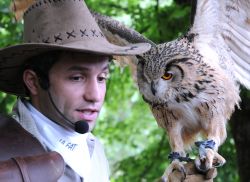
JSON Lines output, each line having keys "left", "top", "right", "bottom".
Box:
{"left": 0, "top": 114, "right": 65, "bottom": 182}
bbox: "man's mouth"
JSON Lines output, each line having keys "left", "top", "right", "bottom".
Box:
{"left": 76, "top": 109, "right": 99, "bottom": 121}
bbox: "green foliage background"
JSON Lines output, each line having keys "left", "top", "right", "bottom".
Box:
{"left": 0, "top": 0, "right": 240, "bottom": 181}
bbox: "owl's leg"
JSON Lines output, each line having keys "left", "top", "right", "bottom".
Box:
{"left": 195, "top": 119, "right": 227, "bottom": 172}
{"left": 194, "top": 140, "right": 225, "bottom": 172}
{"left": 161, "top": 123, "right": 190, "bottom": 181}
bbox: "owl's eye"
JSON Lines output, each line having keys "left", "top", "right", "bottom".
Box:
{"left": 161, "top": 72, "right": 173, "bottom": 80}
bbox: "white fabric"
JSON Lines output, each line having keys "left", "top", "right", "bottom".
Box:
{"left": 88, "top": 134, "right": 110, "bottom": 182}
{"left": 26, "top": 102, "right": 109, "bottom": 182}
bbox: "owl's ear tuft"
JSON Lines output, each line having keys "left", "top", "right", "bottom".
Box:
{"left": 92, "top": 11, "right": 155, "bottom": 84}
{"left": 92, "top": 11, "right": 155, "bottom": 46}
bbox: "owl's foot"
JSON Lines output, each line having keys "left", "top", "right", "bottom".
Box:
{"left": 195, "top": 140, "right": 226, "bottom": 172}
{"left": 162, "top": 159, "right": 186, "bottom": 182}
{"left": 161, "top": 152, "right": 192, "bottom": 182}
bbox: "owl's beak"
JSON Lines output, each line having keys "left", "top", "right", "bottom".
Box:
{"left": 151, "top": 81, "right": 157, "bottom": 95}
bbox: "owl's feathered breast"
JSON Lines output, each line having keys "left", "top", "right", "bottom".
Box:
{"left": 138, "top": 37, "right": 240, "bottom": 138}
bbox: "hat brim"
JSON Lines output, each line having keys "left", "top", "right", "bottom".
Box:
{"left": 0, "top": 41, "right": 151, "bottom": 96}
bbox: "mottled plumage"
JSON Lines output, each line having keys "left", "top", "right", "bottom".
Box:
{"left": 93, "top": 0, "right": 250, "bottom": 179}
{"left": 137, "top": 34, "right": 240, "bottom": 172}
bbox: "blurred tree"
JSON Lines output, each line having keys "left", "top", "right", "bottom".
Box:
{"left": 1, "top": 0, "right": 248, "bottom": 181}
{"left": 0, "top": 0, "right": 19, "bottom": 113}
{"left": 230, "top": 89, "right": 250, "bottom": 182}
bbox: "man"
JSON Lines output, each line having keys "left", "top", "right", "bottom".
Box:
{"left": 0, "top": 0, "right": 151, "bottom": 181}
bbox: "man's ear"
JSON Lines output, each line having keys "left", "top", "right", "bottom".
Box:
{"left": 23, "top": 69, "right": 40, "bottom": 95}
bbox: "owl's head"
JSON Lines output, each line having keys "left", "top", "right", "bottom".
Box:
{"left": 137, "top": 40, "right": 204, "bottom": 106}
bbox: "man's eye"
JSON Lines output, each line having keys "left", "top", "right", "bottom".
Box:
{"left": 98, "top": 72, "right": 109, "bottom": 82}
{"left": 70, "top": 76, "right": 83, "bottom": 81}
{"left": 98, "top": 76, "right": 107, "bottom": 82}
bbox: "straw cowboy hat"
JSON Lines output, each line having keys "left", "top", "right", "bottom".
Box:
{"left": 0, "top": 0, "right": 151, "bottom": 96}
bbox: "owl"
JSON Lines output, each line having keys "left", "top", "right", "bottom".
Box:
{"left": 10, "top": 0, "right": 250, "bottom": 180}
{"left": 94, "top": 0, "right": 250, "bottom": 179}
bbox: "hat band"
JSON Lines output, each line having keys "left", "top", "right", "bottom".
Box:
{"left": 25, "top": 27, "right": 106, "bottom": 44}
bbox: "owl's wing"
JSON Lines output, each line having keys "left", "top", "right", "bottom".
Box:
{"left": 191, "top": 0, "right": 250, "bottom": 89}
{"left": 92, "top": 12, "right": 155, "bottom": 81}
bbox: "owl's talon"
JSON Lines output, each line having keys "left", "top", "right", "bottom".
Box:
{"left": 212, "top": 153, "right": 226, "bottom": 168}
{"left": 195, "top": 157, "right": 209, "bottom": 172}
{"left": 213, "top": 161, "right": 223, "bottom": 168}
{"left": 200, "top": 155, "right": 206, "bottom": 162}
{"left": 195, "top": 142, "right": 226, "bottom": 173}
{"left": 163, "top": 159, "right": 186, "bottom": 182}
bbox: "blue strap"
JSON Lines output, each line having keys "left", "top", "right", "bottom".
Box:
{"left": 168, "top": 152, "right": 192, "bottom": 162}
{"left": 195, "top": 140, "right": 216, "bottom": 150}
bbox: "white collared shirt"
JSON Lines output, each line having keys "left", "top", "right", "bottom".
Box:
{"left": 25, "top": 101, "right": 110, "bottom": 182}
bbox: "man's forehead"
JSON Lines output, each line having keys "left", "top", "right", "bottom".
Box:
{"left": 51, "top": 52, "right": 110, "bottom": 72}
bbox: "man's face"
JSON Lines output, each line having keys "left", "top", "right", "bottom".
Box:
{"left": 34, "top": 52, "right": 109, "bottom": 132}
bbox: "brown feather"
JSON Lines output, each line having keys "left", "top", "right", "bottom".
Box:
{"left": 10, "top": 0, "right": 35, "bottom": 21}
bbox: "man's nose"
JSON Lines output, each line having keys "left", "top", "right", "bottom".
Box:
{"left": 83, "top": 80, "right": 102, "bottom": 103}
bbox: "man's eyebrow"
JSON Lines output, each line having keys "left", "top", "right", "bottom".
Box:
{"left": 102, "top": 65, "right": 109, "bottom": 72}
